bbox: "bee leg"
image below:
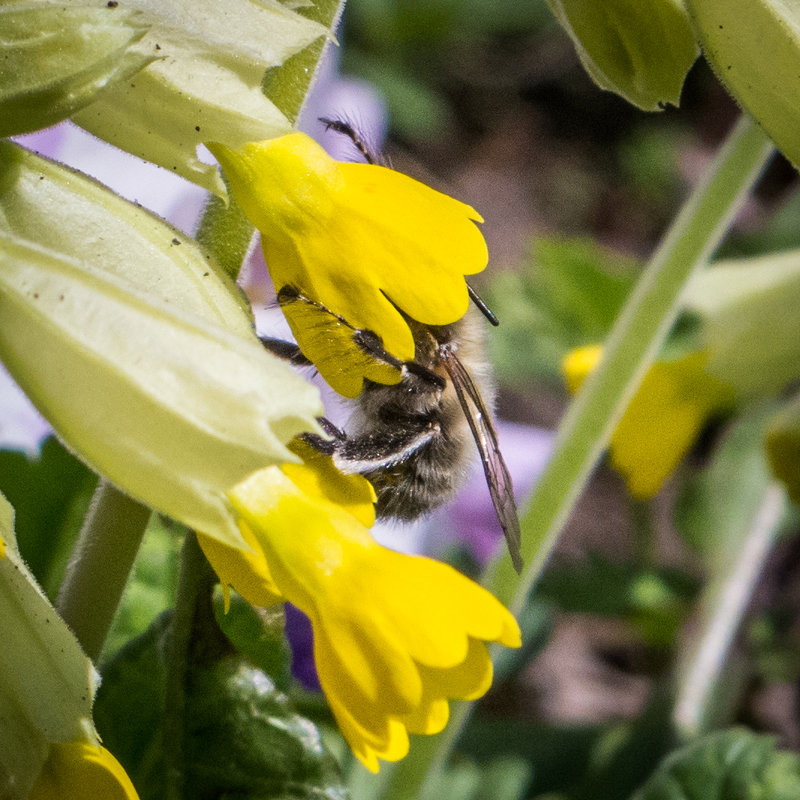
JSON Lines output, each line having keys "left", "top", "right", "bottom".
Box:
{"left": 352, "top": 329, "right": 446, "bottom": 391}
{"left": 259, "top": 336, "right": 314, "bottom": 368}
{"left": 329, "top": 424, "right": 437, "bottom": 474}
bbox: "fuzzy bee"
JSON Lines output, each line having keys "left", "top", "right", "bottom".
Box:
{"left": 260, "top": 121, "right": 522, "bottom": 572}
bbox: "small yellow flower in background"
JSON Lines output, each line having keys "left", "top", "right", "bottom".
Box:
{"left": 29, "top": 741, "right": 139, "bottom": 800}
{"left": 563, "top": 345, "right": 735, "bottom": 498}
{"left": 208, "top": 133, "right": 489, "bottom": 397}
{"left": 198, "top": 442, "right": 520, "bottom": 773}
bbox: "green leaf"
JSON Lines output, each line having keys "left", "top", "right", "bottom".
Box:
{"left": 675, "top": 407, "right": 774, "bottom": 563}
{"left": 545, "top": 0, "right": 699, "bottom": 110}
{"left": 683, "top": 249, "right": 800, "bottom": 398}
{"left": 102, "top": 515, "right": 183, "bottom": 661}
{"left": 213, "top": 590, "right": 293, "bottom": 690}
{"left": 687, "top": 0, "right": 800, "bottom": 172}
{"left": 95, "top": 614, "right": 348, "bottom": 800}
{"left": 0, "top": 4, "right": 153, "bottom": 137}
{"left": 537, "top": 556, "right": 696, "bottom": 646}
{"left": 63, "top": 0, "right": 337, "bottom": 195}
{"left": 630, "top": 728, "right": 800, "bottom": 800}
{"left": 487, "top": 236, "right": 638, "bottom": 385}
{"left": 0, "top": 437, "right": 96, "bottom": 601}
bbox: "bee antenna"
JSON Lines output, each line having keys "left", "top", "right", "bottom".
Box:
{"left": 467, "top": 283, "right": 499, "bottom": 326}
{"left": 319, "top": 117, "right": 379, "bottom": 165}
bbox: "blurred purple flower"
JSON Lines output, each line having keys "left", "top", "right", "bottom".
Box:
{"left": 284, "top": 603, "right": 321, "bottom": 691}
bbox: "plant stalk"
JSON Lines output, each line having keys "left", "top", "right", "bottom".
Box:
{"left": 379, "top": 113, "right": 774, "bottom": 800}
{"left": 56, "top": 480, "right": 151, "bottom": 662}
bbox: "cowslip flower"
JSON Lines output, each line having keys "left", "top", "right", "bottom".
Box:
{"left": 0, "top": 496, "right": 138, "bottom": 799}
{"left": 563, "top": 345, "right": 734, "bottom": 498}
{"left": 208, "top": 132, "right": 489, "bottom": 397}
{"left": 197, "top": 443, "right": 521, "bottom": 772}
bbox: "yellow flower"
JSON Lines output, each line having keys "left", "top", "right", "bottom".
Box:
{"left": 30, "top": 741, "right": 139, "bottom": 800}
{"left": 563, "top": 345, "right": 734, "bottom": 498}
{"left": 198, "top": 444, "right": 520, "bottom": 772}
{"left": 208, "top": 133, "right": 488, "bottom": 397}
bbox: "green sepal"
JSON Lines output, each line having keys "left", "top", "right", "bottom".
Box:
{"left": 0, "top": 4, "right": 153, "bottom": 137}
{"left": 630, "top": 727, "right": 800, "bottom": 800}
{"left": 61, "top": 0, "right": 334, "bottom": 195}
{"left": 545, "top": 0, "right": 699, "bottom": 110}
{"left": 0, "top": 492, "right": 101, "bottom": 799}
{"left": 687, "top": 0, "right": 800, "bottom": 171}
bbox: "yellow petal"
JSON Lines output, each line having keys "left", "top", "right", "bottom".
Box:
{"left": 29, "top": 741, "right": 139, "bottom": 800}
{"left": 561, "top": 343, "right": 603, "bottom": 394}
{"left": 227, "top": 455, "right": 520, "bottom": 772}
{"left": 197, "top": 522, "right": 284, "bottom": 611}
{"left": 210, "top": 133, "right": 487, "bottom": 396}
{"left": 563, "top": 347, "right": 735, "bottom": 498}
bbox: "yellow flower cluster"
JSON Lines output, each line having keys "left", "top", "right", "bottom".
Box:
{"left": 199, "top": 443, "right": 520, "bottom": 772}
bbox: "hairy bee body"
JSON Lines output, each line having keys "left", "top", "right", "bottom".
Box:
{"left": 340, "top": 310, "right": 494, "bottom": 521}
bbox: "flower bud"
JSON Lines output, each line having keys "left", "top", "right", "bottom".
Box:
{"left": 547, "top": 0, "right": 698, "bottom": 109}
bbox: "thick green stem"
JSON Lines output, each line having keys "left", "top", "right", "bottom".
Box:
{"left": 379, "top": 114, "right": 774, "bottom": 800}
{"left": 56, "top": 480, "right": 151, "bottom": 662}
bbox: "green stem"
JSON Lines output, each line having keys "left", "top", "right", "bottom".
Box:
{"left": 56, "top": 480, "right": 151, "bottom": 662}
{"left": 672, "top": 483, "right": 786, "bottom": 740}
{"left": 194, "top": 180, "right": 255, "bottom": 282}
{"left": 164, "top": 531, "right": 218, "bottom": 800}
{"left": 379, "top": 114, "right": 774, "bottom": 800}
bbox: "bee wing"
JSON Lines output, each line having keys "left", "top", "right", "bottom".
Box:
{"left": 440, "top": 347, "right": 523, "bottom": 573}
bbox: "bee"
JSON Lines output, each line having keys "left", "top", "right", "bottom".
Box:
{"left": 260, "top": 120, "right": 522, "bottom": 573}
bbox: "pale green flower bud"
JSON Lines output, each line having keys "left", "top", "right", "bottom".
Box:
{"left": 684, "top": 249, "right": 800, "bottom": 398}
{"left": 0, "top": 142, "right": 323, "bottom": 549}
{"left": 687, "top": 0, "right": 800, "bottom": 169}
{"left": 0, "top": 4, "right": 153, "bottom": 137}
{"left": 0, "top": 495, "right": 97, "bottom": 798}
{"left": 59, "top": 0, "right": 331, "bottom": 195}
{"left": 546, "top": 0, "right": 699, "bottom": 110}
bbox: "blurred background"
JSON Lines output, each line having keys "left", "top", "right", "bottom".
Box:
{"left": 5, "top": 2, "right": 800, "bottom": 797}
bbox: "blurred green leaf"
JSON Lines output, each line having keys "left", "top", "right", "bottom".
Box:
{"left": 0, "top": 5, "right": 153, "bottom": 137}
{"left": 675, "top": 406, "right": 774, "bottom": 563}
{"left": 684, "top": 250, "right": 800, "bottom": 398}
{"left": 766, "top": 391, "right": 800, "bottom": 502}
{"left": 96, "top": 612, "right": 347, "bottom": 800}
{"left": 213, "top": 590, "right": 293, "bottom": 691}
{"left": 537, "top": 555, "right": 697, "bottom": 646}
{"left": 488, "top": 236, "right": 638, "bottom": 386}
{"left": 545, "top": 0, "right": 698, "bottom": 110}
{"left": 630, "top": 728, "right": 800, "bottom": 800}
{"left": 102, "top": 516, "right": 183, "bottom": 662}
{"left": 0, "top": 437, "right": 96, "bottom": 600}
{"left": 687, "top": 0, "right": 800, "bottom": 173}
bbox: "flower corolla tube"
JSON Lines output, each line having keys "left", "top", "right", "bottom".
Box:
{"left": 208, "top": 132, "right": 489, "bottom": 397}
{"left": 0, "top": 495, "right": 139, "bottom": 799}
{"left": 563, "top": 345, "right": 734, "bottom": 498}
{"left": 197, "top": 444, "right": 521, "bottom": 772}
